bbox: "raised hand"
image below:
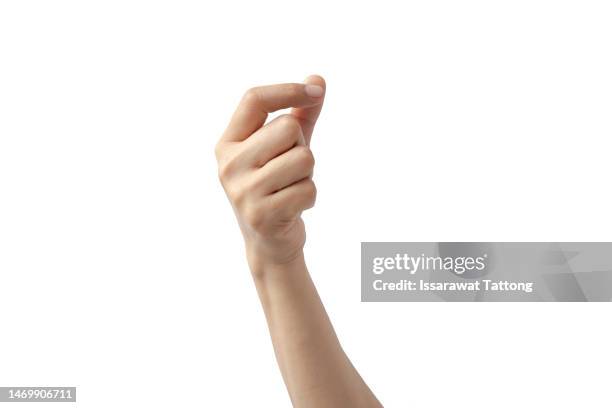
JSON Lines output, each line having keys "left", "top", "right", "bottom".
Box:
{"left": 215, "top": 76, "right": 325, "bottom": 267}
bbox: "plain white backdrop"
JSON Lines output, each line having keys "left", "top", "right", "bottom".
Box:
{"left": 1, "top": 1, "right": 611, "bottom": 407}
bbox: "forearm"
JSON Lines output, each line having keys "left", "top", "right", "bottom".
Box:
{"left": 216, "top": 77, "right": 381, "bottom": 406}
{"left": 249, "top": 250, "right": 382, "bottom": 408}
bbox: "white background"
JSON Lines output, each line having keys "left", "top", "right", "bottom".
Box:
{"left": 1, "top": 1, "right": 611, "bottom": 407}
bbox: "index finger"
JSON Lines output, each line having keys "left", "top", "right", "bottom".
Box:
{"left": 222, "top": 82, "right": 324, "bottom": 142}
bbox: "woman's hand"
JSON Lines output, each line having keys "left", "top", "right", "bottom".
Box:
{"left": 215, "top": 76, "right": 325, "bottom": 268}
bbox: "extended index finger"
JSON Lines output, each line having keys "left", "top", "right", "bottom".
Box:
{"left": 222, "top": 82, "right": 324, "bottom": 142}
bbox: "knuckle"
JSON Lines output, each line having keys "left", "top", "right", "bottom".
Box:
{"left": 278, "top": 114, "right": 302, "bottom": 135}
{"left": 217, "top": 158, "right": 235, "bottom": 182}
{"left": 242, "top": 87, "right": 261, "bottom": 105}
{"left": 295, "top": 146, "right": 315, "bottom": 169}
{"left": 217, "top": 163, "right": 230, "bottom": 183}
{"left": 217, "top": 145, "right": 246, "bottom": 183}
{"left": 243, "top": 203, "right": 265, "bottom": 231}
{"left": 227, "top": 184, "right": 247, "bottom": 207}
{"left": 246, "top": 174, "right": 266, "bottom": 193}
{"left": 304, "top": 180, "right": 317, "bottom": 208}
{"left": 305, "top": 179, "right": 317, "bottom": 198}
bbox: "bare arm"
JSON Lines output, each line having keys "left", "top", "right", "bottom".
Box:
{"left": 251, "top": 253, "right": 380, "bottom": 407}
{"left": 215, "top": 75, "right": 382, "bottom": 407}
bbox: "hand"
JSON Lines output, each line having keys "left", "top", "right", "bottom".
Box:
{"left": 215, "top": 76, "right": 326, "bottom": 269}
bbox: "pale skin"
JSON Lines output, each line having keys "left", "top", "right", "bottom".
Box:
{"left": 215, "top": 75, "right": 383, "bottom": 407}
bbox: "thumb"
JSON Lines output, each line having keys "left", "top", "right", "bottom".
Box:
{"left": 291, "top": 74, "right": 326, "bottom": 146}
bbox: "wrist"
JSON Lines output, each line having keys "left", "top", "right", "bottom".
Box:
{"left": 245, "top": 244, "right": 306, "bottom": 279}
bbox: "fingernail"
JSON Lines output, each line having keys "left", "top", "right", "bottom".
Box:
{"left": 304, "top": 84, "right": 324, "bottom": 98}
